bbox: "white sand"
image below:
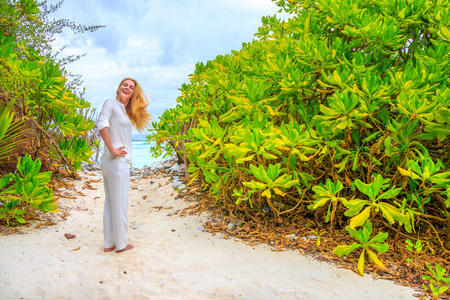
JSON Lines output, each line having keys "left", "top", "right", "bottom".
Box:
{"left": 0, "top": 171, "right": 418, "bottom": 300}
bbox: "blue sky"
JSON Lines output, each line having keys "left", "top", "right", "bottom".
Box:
{"left": 49, "top": 0, "right": 285, "bottom": 128}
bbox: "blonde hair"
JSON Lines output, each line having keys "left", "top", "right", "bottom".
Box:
{"left": 116, "top": 78, "right": 151, "bottom": 132}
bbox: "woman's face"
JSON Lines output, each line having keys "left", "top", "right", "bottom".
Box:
{"left": 118, "top": 79, "right": 135, "bottom": 102}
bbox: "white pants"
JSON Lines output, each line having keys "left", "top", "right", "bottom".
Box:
{"left": 102, "top": 157, "right": 130, "bottom": 250}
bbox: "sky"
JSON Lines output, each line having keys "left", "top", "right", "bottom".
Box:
{"left": 49, "top": 0, "right": 286, "bottom": 130}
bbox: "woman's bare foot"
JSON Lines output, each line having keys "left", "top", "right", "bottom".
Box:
{"left": 103, "top": 245, "right": 116, "bottom": 252}
{"left": 116, "top": 244, "right": 134, "bottom": 253}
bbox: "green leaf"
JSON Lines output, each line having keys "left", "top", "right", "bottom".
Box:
{"left": 368, "top": 231, "right": 389, "bottom": 245}
{"left": 14, "top": 215, "right": 26, "bottom": 224}
{"left": 280, "top": 179, "right": 299, "bottom": 189}
{"left": 369, "top": 242, "right": 389, "bottom": 253}
{"left": 346, "top": 226, "right": 363, "bottom": 242}
{"left": 377, "top": 187, "right": 402, "bottom": 200}
{"left": 324, "top": 204, "right": 332, "bottom": 223}
{"left": 354, "top": 179, "right": 370, "bottom": 197}
{"left": 362, "top": 131, "right": 381, "bottom": 143}
{"left": 0, "top": 174, "right": 11, "bottom": 189}
{"left": 203, "top": 169, "right": 220, "bottom": 183}
{"left": 344, "top": 199, "right": 370, "bottom": 217}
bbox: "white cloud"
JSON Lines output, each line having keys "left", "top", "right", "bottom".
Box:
{"left": 48, "top": 0, "right": 283, "bottom": 122}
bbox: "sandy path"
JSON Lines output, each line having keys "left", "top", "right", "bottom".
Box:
{"left": 0, "top": 171, "right": 417, "bottom": 299}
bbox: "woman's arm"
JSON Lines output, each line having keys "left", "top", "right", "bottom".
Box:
{"left": 97, "top": 100, "right": 127, "bottom": 157}
{"left": 99, "top": 127, "right": 127, "bottom": 157}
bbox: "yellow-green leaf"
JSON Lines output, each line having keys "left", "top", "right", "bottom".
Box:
{"left": 312, "top": 198, "right": 329, "bottom": 209}
{"left": 236, "top": 154, "right": 255, "bottom": 164}
{"left": 367, "top": 249, "right": 388, "bottom": 272}
{"left": 349, "top": 206, "right": 371, "bottom": 229}
{"left": 262, "top": 189, "right": 272, "bottom": 199}
{"left": 357, "top": 249, "right": 365, "bottom": 276}
{"left": 273, "top": 188, "right": 286, "bottom": 197}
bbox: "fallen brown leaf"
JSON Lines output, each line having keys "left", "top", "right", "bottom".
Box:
{"left": 84, "top": 182, "right": 97, "bottom": 190}
{"left": 64, "top": 233, "right": 76, "bottom": 239}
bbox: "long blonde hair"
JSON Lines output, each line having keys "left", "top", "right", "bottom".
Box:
{"left": 116, "top": 78, "right": 151, "bottom": 132}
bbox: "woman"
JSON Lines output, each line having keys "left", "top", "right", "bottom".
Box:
{"left": 96, "top": 78, "right": 151, "bottom": 253}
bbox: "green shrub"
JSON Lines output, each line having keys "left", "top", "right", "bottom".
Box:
{"left": 148, "top": 0, "right": 450, "bottom": 282}
{"left": 0, "top": 0, "right": 98, "bottom": 175}
{"left": 0, "top": 154, "right": 58, "bottom": 226}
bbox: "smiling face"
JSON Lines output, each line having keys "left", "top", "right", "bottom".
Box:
{"left": 116, "top": 79, "right": 135, "bottom": 104}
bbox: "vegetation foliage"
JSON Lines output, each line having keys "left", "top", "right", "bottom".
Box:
{"left": 148, "top": 0, "right": 450, "bottom": 296}
{"left": 0, "top": 0, "right": 100, "bottom": 226}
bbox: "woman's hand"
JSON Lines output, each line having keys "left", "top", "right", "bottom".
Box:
{"left": 99, "top": 128, "right": 127, "bottom": 158}
{"left": 111, "top": 146, "right": 127, "bottom": 157}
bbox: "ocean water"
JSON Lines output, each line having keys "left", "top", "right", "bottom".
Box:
{"left": 131, "top": 134, "right": 165, "bottom": 167}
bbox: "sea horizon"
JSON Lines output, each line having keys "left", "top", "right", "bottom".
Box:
{"left": 93, "top": 133, "right": 165, "bottom": 167}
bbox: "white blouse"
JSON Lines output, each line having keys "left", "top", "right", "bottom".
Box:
{"left": 97, "top": 99, "right": 133, "bottom": 171}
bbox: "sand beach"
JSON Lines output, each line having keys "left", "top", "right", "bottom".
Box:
{"left": 0, "top": 162, "right": 418, "bottom": 299}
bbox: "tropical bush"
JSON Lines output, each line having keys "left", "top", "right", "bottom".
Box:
{"left": 0, "top": 0, "right": 99, "bottom": 174}
{"left": 0, "top": 154, "right": 58, "bottom": 226}
{"left": 148, "top": 0, "right": 450, "bottom": 291}
{"left": 1, "top": 0, "right": 101, "bottom": 225}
